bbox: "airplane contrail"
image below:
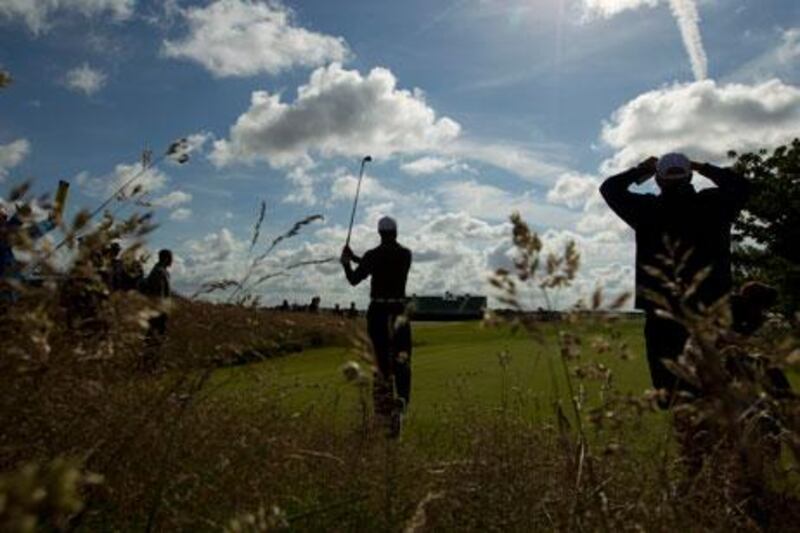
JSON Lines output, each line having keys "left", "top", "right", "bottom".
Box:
{"left": 668, "top": 0, "right": 708, "bottom": 80}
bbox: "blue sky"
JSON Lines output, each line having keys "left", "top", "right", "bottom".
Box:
{"left": 1, "top": 0, "right": 799, "bottom": 307}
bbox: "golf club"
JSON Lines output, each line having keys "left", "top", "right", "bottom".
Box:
{"left": 345, "top": 155, "right": 372, "bottom": 248}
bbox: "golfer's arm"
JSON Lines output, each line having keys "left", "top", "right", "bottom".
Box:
{"left": 343, "top": 262, "right": 356, "bottom": 285}
{"left": 599, "top": 166, "right": 651, "bottom": 226}
{"left": 157, "top": 272, "right": 168, "bottom": 299}
{"left": 343, "top": 261, "right": 369, "bottom": 286}
{"left": 694, "top": 163, "right": 750, "bottom": 199}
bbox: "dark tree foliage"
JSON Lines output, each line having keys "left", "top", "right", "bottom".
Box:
{"left": 731, "top": 139, "right": 800, "bottom": 315}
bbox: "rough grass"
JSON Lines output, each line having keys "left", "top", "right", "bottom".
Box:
{"left": 4, "top": 296, "right": 799, "bottom": 532}
{"left": 71, "top": 316, "right": 665, "bottom": 531}
{"left": 3, "top": 205, "right": 799, "bottom": 532}
{"left": 64, "top": 315, "right": 755, "bottom": 531}
{"left": 163, "top": 298, "right": 354, "bottom": 368}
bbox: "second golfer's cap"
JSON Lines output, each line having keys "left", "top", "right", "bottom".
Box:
{"left": 657, "top": 153, "right": 692, "bottom": 180}
{"left": 378, "top": 216, "right": 397, "bottom": 232}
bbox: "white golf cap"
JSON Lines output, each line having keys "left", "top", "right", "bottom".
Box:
{"left": 657, "top": 153, "right": 692, "bottom": 180}
{"left": 378, "top": 216, "right": 397, "bottom": 232}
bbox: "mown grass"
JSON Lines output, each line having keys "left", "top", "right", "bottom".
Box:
{"left": 206, "top": 316, "right": 680, "bottom": 477}
{"left": 73, "top": 316, "right": 662, "bottom": 531}
{"left": 215, "top": 318, "right": 650, "bottom": 428}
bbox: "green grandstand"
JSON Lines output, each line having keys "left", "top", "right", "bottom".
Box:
{"left": 410, "top": 293, "right": 487, "bottom": 321}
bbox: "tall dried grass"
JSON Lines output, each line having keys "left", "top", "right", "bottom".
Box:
{"left": 1, "top": 201, "right": 799, "bottom": 532}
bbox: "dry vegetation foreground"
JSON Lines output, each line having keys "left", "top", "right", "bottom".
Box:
{"left": 3, "top": 293, "right": 800, "bottom": 532}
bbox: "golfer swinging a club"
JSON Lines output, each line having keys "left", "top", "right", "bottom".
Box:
{"left": 341, "top": 216, "right": 412, "bottom": 438}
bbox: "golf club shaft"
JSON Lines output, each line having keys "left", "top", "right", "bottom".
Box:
{"left": 345, "top": 158, "right": 369, "bottom": 248}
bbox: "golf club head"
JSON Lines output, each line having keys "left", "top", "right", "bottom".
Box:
{"left": 363, "top": 155, "right": 372, "bottom": 163}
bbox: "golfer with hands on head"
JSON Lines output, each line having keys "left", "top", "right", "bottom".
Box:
{"left": 600, "top": 152, "right": 750, "bottom": 407}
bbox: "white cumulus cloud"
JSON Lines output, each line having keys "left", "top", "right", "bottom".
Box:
{"left": 0, "top": 138, "right": 30, "bottom": 179}
{"left": 295, "top": 210, "right": 514, "bottom": 305}
{"left": 64, "top": 63, "right": 107, "bottom": 96}
{"left": 152, "top": 190, "right": 192, "bottom": 208}
{"left": 108, "top": 162, "right": 168, "bottom": 198}
{"left": 436, "top": 180, "right": 579, "bottom": 229}
{"left": 283, "top": 166, "right": 317, "bottom": 206}
{"left": 600, "top": 79, "right": 800, "bottom": 174}
{"left": 0, "top": 0, "right": 134, "bottom": 34}
{"left": 173, "top": 227, "right": 246, "bottom": 291}
{"left": 210, "top": 62, "right": 461, "bottom": 168}
{"left": 173, "top": 197, "right": 633, "bottom": 309}
{"left": 544, "top": 175, "right": 630, "bottom": 239}
{"left": 162, "top": 0, "right": 349, "bottom": 78}
{"left": 170, "top": 207, "right": 192, "bottom": 221}
{"left": 183, "top": 131, "right": 214, "bottom": 156}
{"left": 78, "top": 161, "right": 170, "bottom": 202}
{"left": 211, "top": 63, "right": 568, "bottom": 186}
{"left": 400, "top": 156, "right": 472, "bottom": 176}
{"left": 329, "top": 174, "right": 397, "bottom": 204}
{"left": 546, "top": 173, "right": 599, "bottom": 209}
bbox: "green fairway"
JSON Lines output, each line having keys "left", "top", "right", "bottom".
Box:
{"left": 214, "top": 317, "right": 654, "bottom": 432}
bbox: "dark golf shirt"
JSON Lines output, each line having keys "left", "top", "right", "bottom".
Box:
{"left": 345, "top": 240, "right": 412, "bottom": 300}
{"left": 600, "top": 163, "right": 749, "bottom": 311}
{"left": 144, "top": 263, "right": 171, "bottom": 299}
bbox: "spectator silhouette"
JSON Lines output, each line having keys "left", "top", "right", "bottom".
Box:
{"left": 341, "top": 216, "right": 412, "bottom": 437}
{"left": 141, "top": 249, "right": 173, "bottom": 371}
{"left": 102, "top": 242, "right": 145, "bottom": 293}
{"left": 102, "top": 242, "right": 124, "bottom": 292}
{"left": 0, "top": 204, "right": 56, "bottom": 307}
{"left": 601, "top": 153, "right": 750, "bottom": 407}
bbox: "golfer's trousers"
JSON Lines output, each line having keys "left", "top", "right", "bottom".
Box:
{"left": 644, "top": 311, "right": 692, "bottom": 407}
{"left": 367, "top": 302, "right": 411, "bottom": 415}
